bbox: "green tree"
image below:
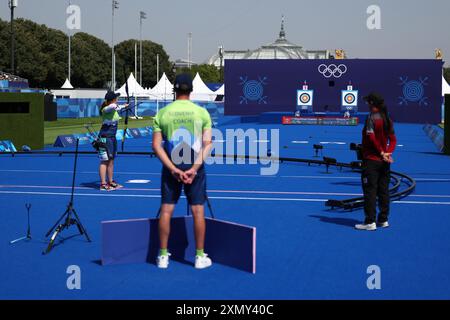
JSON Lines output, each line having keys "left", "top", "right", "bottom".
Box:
{"left": 178, "top": 64, "right": 221, "bottom": 83}
{"left": 0, "top": 18, "right": 54, "bottom": 87}
{"left": 71, "top": 32, "right": 111, "bottom": 88}
{"left": 0, "top": 18, "right": 172, "bottom": 89}
{"left": 115, "top": 39, "right": 174, "bottom": 88}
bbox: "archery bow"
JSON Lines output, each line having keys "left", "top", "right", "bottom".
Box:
{"left": 121, "top": 67, "right": 131, "bottom": 152}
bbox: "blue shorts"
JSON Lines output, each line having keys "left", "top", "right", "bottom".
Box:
{"left": 98, "top": 137, "right": 117, "bottom": 161}
{"left": 98, "top": 124, "right": 118, "bottom": 161}
{"left": 161, "top": 167, "right": 206, "bottom": 205}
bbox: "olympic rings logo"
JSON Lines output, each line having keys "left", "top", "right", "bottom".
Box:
{"left": 318, "top": 64, "right": 348, "bottom": 78}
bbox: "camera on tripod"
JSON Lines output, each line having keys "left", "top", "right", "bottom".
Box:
{"left": 350, "top": 143, "right": 363, "bottom": 160}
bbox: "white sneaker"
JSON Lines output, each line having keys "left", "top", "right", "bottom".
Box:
{"left": 195, "top": 254, "right": 212, "bottom": 269}
{"left": 377, "top": 221, "right": 390, "bottom": 228}
{"left": 355, "top": 223, "right": 377, "bottom": 231}
{"left": 156, "top": 253, "right": 171, "bottom": 269}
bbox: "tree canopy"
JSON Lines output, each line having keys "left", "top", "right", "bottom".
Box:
{"left": 0, "top": 18, "right": 173, "bottom": 89}
{"left": 178, "top": 64, "right": 222, "bottom": 83}
{"left": 115, "top": 39, "right": 174, "bottom": 88}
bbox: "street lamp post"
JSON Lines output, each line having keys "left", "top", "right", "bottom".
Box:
{"left": 67, "top": 0, "right": 72, "bottom": 83}
{"left": 139, "top": 11, "right": 147, "bottom": 86}
{"left": 156, "top": 54, "right": 159, "bottom": 83}
{"left": 9, "top": 0, "right": 18, "bottom": 75}
{"left": 188, "top": 32, "right": 192, "bottom": 69}
{"left": 218, "top": 45, "right": 224, "bottom": 83}
{"left": 111, "top": 0, "right": 119, "bottom": 90}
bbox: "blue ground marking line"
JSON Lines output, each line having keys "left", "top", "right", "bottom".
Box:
{"left": 1, "top": 190, "right": 450, "bottom": 205}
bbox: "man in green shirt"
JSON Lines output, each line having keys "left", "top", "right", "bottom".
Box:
{"left": 152, "top": 73, "right": 213, "bottom": 269}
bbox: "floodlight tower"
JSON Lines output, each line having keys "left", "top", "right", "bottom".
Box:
{"left": 139, "top": 11, "right": 147, "bottom": 85}
{"left": 111, "top": 0, "right": 119, "bottom": 90}
{"left": 9, "top": 0, "right": 18, "bottom": 74}
{"left": 188, "top": 32, "right": 192, "bottom": 69}
{"left": 219, "top": 45, "right": 224, "bottom": 82}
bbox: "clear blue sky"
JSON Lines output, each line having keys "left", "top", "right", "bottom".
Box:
{"left": 1, "top": 0, "right": 449, "bottom": 65}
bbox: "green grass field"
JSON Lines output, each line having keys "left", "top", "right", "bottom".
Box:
{"left": 44, "top": 117, "right": 153, "bottom": 145}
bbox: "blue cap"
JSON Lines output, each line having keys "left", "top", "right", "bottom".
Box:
{"left": 174, "top": 73, "right": 193, "bottom": 92}
{"left": 105, "top": 91, "right": 120, "bottom": 101}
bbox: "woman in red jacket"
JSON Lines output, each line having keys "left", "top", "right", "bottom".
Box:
{"left": 355, "top": 93, "right": 397, "bottom": 231}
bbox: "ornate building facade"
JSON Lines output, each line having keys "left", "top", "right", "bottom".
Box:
{"left": 207, "top": 17, "right": 336, "bottom": 67}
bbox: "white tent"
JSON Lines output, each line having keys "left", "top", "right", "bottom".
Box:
{"left": 117, "top": 72, "right": 147, "bottom": 97}
{"left": 215, "top": 84, "right": 224, "bottom": 95}
{"left": 443, "top": 75, "right": 450, "bottom": 96}
{"left": 61, "top": 78, "right": 74, "bottom": 89}
{"left": 191, "top": 73, "right": 217, "bottom": 102}
{"left": 148, "top": 72, "right": 174, "bottom": 100}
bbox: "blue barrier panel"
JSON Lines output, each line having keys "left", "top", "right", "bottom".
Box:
{"left": 423, "top": 124, "right": 444, "bottom": 151}
{"left": 115, "top": 130, "right": 130, "bottom": 141}
{"left": 138, "top": 127, "right": 153, "bottom": 137}
{"left": 128, "top": 128, "right": 142, "bottom": 138}
{"left": 0, "top": 140, "right": 17, "bottom": 152}
{"left": 53, "top": 127, "right": 154, "bottom": 148}
{"left": 102, "top": 216, "right": 256, "bottom": 273}
{"left": 55, "top": 98, "right": 225, "bottom": 119}
{"left": 73, "top": 133, "right": 94, "bottom": 145}
{"left": 53, "top": 135, "right": 77, "bottom": 147}
{"left": 56, "top": 98, "right": 103, "bottom": 118}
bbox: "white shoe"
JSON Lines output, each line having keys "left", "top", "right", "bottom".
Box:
{"left": 377, "top": 221, "right": 390, "bottom": 228}
{"left": 195, "top": 254, "right": 212, "bottom": 269}
{"left": 355, "top": 223, "right": 377, "bottom": 231}
{"left": 156, "top": 253, "right": 171, "bottom": 269}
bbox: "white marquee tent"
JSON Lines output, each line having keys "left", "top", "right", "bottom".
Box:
{"left": 61, "top": 78, "right": 74, "bottom": 89}
{"left": 191, "top": 73, "right": 217, "bottom": 102}
{"left": 148, "top": 72, "right": 174, "bottom": 101}
{"left": 443, "top": 75, "right": 450, "bottom": 96}
{"left": 117, "top": 73, "right": 147, "bottom": 97}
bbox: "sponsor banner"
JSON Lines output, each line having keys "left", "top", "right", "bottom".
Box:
{"left": 282, "top": 116, "right": 359, "bottom": 126}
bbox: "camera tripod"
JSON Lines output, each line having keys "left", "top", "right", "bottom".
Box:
{"left": 42, "top": 139, "right": 91, "bottom": 255}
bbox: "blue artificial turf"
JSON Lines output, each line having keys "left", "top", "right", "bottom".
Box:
{"left": 1, "top": 122, "right": 450, "bottom": 299}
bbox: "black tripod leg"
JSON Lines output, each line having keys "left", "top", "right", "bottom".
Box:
{"left": 43, "top": 225, "right": 62, "bottom": 255}
{"left": 71, "top": 208, "right": 91, "bottom": 242}
{"left": 45, "top": 207, "right": 70, "bottom": 237}
{"left": 26, "top": 210, "right": 32, "bottom": 239}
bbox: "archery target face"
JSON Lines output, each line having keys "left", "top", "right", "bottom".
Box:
{"left": 297, "top": 90, "right": 313, "bottom": 106}
{"left": 342, "top": 90, "right": 358, "bottom": 107}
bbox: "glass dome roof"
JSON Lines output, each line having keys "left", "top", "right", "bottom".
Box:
{"left": 245, "top": 16, "right": 308, "bottom": 60}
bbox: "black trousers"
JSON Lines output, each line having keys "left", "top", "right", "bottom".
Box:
{"left": 361, "top": 159, "right": 391, "bottom": 224}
